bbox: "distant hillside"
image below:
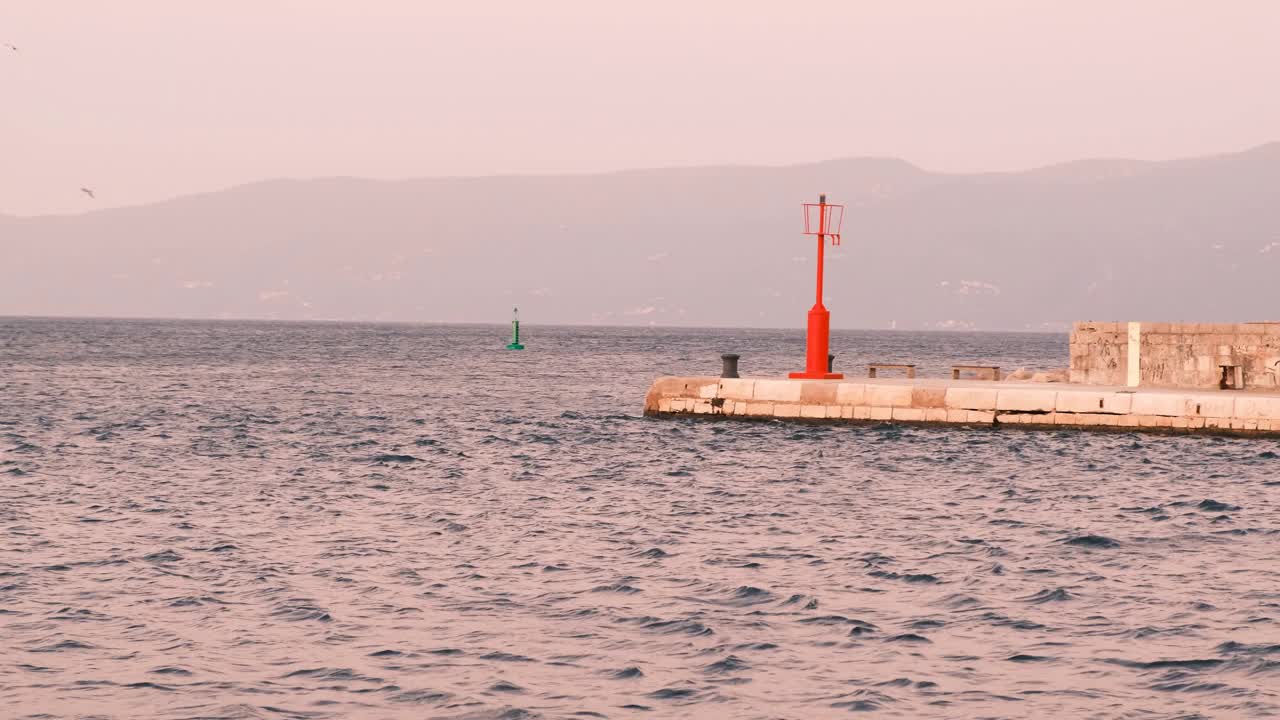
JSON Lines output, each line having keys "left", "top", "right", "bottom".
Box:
{"left": 3, "top": 144, "right": 1278, "bottom": 329}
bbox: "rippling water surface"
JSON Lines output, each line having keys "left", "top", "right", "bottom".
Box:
{"left": 3, "top": 318, "right": 1280, "bottom": 719}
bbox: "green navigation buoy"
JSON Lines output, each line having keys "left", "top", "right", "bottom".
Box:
{"left": 506, "top": 307, "right": 525, "bottom": 350}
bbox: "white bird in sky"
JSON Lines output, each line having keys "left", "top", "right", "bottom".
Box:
{"left": 80, "top": 187, "right": 96, "bottom": 199}
{"left": 3, "top": 44, "right": 16, "bottom": 53}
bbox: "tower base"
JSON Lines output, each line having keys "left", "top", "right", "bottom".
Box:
{"left": 790, "top": 305, "right": 838, "bottom": 379}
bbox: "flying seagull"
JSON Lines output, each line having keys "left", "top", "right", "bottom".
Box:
{"left": 3, "top": 44, "right": 16, "bottom": 52}
{"left": 80, "top": 187, "right": 95, "bottom": 199}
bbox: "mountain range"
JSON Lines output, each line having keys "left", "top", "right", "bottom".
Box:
{"left": 3, "top": 143, "right": 1278, "bottom": 329}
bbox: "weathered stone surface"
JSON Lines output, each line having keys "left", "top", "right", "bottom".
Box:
{"left": 869, "top": 406, "right": 892, "bottom": 420}
{"left": 996, "top": 389, "right": 1057, "bottom": 412}
{"left": 1184, "top": 394, "right": 1234, "bottom": 418}
{"left": 659, "top": 376, "right": 714, "bottom": 396}
{"left": 1086, "top": 368, "right": 1118, "bottom": 385}
{"left": 753, "top": 379, "right": 802, "bottom": 403}
{"left": 1101, "top": 392, "right": 1134, "bottom": 414}
{"left": 911, "top": 387, "right": 947, "bottom": 408}
{"left": 644, "top": 376, "right": 717, "bottom": 413}
{"left": 1130, "top": 393, "right": 1185, "bottom": 417}
{"left": 945, "top": 387, "right": 999, "bottom": 410}
{"left": 1057, "top": 412, "right": 1115, "bottom": 426}
{"left": 745, "top": 402, "right": 775, "bottom": 416}
{"left": 800, "top": 404, "right": 826, "bottom": 419}
{"left": 835, "top": 383, "right": 866, "bottom": 405}
{"left": 774, "top": 404, "right": 800, "bottom": 418}
{"left": 1234, "top": 396, "right": 1280, "bottom": 420}
{"left": 866, "top": 384, "right": 913, "bottom": 407}
{"left": 718, "top": 378, "right": 756, "bottom": 401}
{"left": 892, "top": 407, "right": 926, "bottom": 421}
{"left": 800, "top": 382, "right": 838, "bottom": 405}
{"left": 1055, "top": 391, "right": 1131, "bottom": 415}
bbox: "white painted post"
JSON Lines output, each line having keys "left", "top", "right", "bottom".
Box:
{"left": 1126, "top": 321, "right": 1141, "bottom": 387}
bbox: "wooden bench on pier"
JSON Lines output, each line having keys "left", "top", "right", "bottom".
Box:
{"left": 867, "top": 363, "right": 916, "bottom": 379}
{"left": 952, "top": 365, "right": 1001, "bottom": 381}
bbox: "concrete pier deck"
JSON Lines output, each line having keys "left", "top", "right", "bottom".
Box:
{"left": 644, "top": 376, "right": 1280, "bottom": 437}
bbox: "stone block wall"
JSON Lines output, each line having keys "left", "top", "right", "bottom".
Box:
{"left": 1068, "top": 322, "right": 1129, "bottom": 385}
{"left": 643, "top": 375, "right": 1280, "bottom": 435}
{"left": 1070, "top": 321, "right": 1280, "bottom": 390}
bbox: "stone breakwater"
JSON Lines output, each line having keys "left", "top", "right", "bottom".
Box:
{"left": 644, "top": 376, "right": 1280, "bottom": 437}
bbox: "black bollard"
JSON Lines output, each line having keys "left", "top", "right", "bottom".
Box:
{"left": 721, "top": 353, "right": 740, "bottom": 379}
{"left": 828, "top": 353, "right": 836, "bottom": 373}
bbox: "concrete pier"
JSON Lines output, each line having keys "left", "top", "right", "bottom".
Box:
{"left": 644, "top": 376, "right": 1280, "bottom": 437}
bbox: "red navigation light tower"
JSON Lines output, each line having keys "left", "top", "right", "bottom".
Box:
{"left": 789, "top": 194, "right": 845, "bottom": 380}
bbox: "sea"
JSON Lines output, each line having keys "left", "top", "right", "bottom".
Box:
{"left": 2, "top": 317, "right": 1279, "bottom": 719}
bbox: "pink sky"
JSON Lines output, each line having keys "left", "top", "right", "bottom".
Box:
{"left": 3, "top": 0, "right": 1278, "bottom": 215}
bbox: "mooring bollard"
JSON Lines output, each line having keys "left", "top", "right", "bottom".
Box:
{"left": 828, "top": 353, "right": 835, "bottom": 373}
{"left": 721, "top": 353, "right": 740, "bottom": 379}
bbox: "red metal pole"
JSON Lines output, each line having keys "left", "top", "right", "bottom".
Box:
{"left": 815, "top": 202, "right": 825, "bottom": 307}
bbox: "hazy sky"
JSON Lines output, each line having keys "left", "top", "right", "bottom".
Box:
{"left": 3, "top": 1, "right": 1278, "bottom": 216}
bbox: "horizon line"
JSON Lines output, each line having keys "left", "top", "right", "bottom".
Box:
{"left": 0, "top": 313, "right": 1070, "bottom": 334}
